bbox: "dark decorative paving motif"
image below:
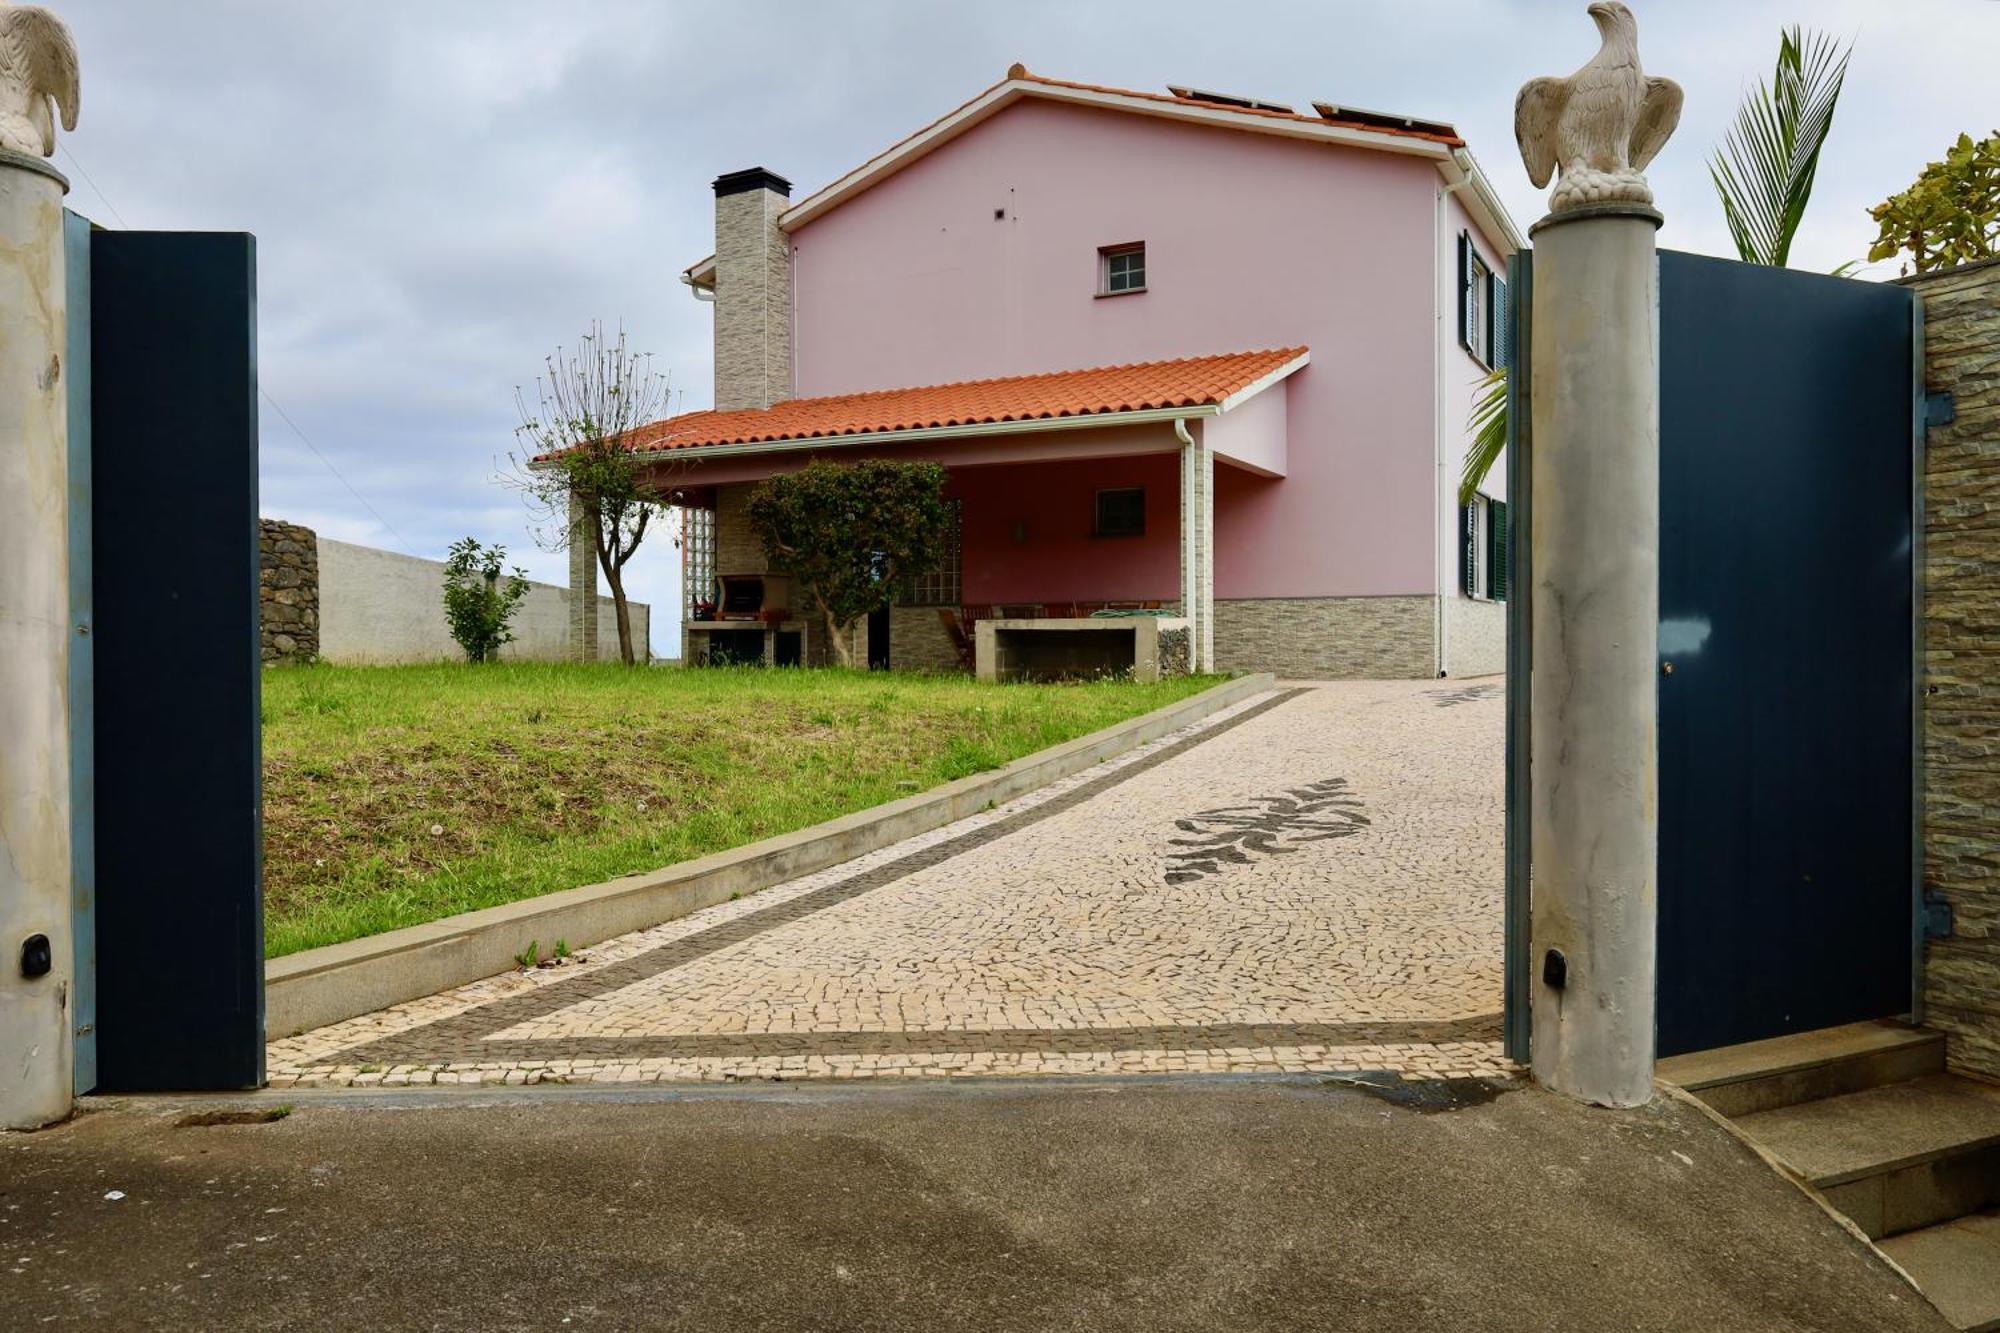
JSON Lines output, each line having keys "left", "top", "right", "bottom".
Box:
{"left": 1425, "top": 682, "right": 1502, "bottom": 708}
{"left": 323, "top": 688, "right": 1312, "bottom": 1069}
{"left": 1163, "top": 777, "right": 1369, "bottom": 885}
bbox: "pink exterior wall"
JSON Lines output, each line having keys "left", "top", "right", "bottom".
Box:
{"left": 952, "top": 454, "right": 1180, "bottom": 603}
{"left": 787, "top": 99, "right": 1443, "bottom": 599}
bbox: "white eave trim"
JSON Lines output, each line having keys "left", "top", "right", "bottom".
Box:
{"left": 779, "top": 79, "right": 1450, "bottom": 231}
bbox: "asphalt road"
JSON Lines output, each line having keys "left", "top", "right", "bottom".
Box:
{"left": 0, "top": 1076, "right": 1948, "bottom": 1331}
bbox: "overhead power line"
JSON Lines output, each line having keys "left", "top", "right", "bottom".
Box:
{"left": 57, "top": 143, "right": 422, "bottom": 558}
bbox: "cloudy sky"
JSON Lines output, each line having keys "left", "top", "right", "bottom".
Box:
{"left": 52, "top": 0, "right": 1999, "bottom": 655}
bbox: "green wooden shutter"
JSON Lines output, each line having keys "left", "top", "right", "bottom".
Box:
{"left": 1460, "top": 502, "right": 1478, "bottom": 597}
{"left": 1488, "top": 499, "right": 1509, "bottom": 602}
{"left": 1491, "top": 275, "right": 1510, "bottom": 370}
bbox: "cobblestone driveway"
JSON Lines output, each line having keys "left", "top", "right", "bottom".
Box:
{"left": 270, "top": 680, "right": 1513, "bottom": 1087}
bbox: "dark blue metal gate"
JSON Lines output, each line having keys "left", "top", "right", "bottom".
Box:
{"left": 1505, "top": 250, "right": 1921, "bottom": 1061}
{"left": 88, "top": 231, "right": 264, "bottom": 1091}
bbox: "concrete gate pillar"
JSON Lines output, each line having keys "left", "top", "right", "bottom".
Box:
{"left": 1514, "top": 3, "right": 1682, "bottom": 1107}
{"left": 0, "top": 146, "right": 75, "bottom": 1130}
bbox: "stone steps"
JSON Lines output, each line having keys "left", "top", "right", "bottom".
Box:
{"left": 1665, "top": 1021, "right": 2000, "bottom": 1331}
{"left": 1881, "top": 1210, "right": 2000, "bottom": 1332}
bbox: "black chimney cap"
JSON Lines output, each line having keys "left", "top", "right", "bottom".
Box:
{"left": 713, "top": 168, "right": 792, "bottom": 199}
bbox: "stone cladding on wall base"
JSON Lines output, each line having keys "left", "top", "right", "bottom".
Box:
{"left": 260, "top": 518, "right": 320, "bottom": 663}
{"left": 1211, "top": 596, "right": 1438, "bottom": 680}
{"left": 1912, "top": 256, "right": 2000, "bottom": 1083}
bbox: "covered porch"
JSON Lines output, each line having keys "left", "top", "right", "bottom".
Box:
{"left": 571, "top": 347, "right": 1307, "bottom": 672}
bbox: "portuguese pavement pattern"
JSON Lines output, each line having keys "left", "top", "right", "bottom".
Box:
{"left": 268, "top": 679, "right": 1513, "bottom": 1087}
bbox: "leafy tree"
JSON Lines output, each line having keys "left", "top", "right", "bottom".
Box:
{"left": 508, "top": 322, "right": 675, "bottom": 666}
{"left": 745, "top": 459, "right": 950, "bottom": 668}
{"left": 1710, "top": 27, "right": 1851, "bottom": 268}
{"left": 441, "top": 537, "right": 530, "bottom": 663}
{"left": 1868, "top": 131, "right": 2000, "bottom": 276}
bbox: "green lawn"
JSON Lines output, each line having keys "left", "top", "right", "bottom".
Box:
{"left": 261, "top": 663, "right": 1217, "bottom": 957}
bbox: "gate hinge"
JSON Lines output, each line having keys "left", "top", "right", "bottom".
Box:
{"left": 1924, "top": 895, "right": 1955, "bottom": 940}
{"left": 1926, "top": 391, "right": 1956, "bottom": 431}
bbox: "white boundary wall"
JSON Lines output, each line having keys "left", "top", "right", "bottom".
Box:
{"left": 317, "top": 537, "right": 647, "bottom": 664}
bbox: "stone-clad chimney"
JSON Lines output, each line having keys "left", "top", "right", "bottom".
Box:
{"left": 712, "top": 167, "right": 793, "bottom": 412}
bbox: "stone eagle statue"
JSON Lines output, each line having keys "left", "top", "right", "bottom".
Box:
{"left": 0, "top": 3, "right": 77, "bottom": 158}
{"left": 1515, "top": 2, "right": 1681, "bottom": 214}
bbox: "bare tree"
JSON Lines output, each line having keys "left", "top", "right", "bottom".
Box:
{"left": 505, "top": 322, "right": 677, "bottom": 666}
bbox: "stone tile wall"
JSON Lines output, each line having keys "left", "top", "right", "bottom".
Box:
{"left": 713, "top": 185, "right": 792, "bottom": 413}
{"left": 260, "top": 518, "right": 319, "bottom": 663}
{"left": 1913, "top": 256, "right": 2000, "bottom": 1082}
{"left": 1212, "top": 596, "right": 1438, "bottom": 680}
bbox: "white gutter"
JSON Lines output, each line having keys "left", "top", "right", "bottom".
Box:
{"left": 679, "top": 271, "right": 715, "bottom": 303}
{"left": 1440, "top": 147, "right": 1526, "bottom": 256}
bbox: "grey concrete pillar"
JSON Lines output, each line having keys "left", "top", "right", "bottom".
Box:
{"left": 1527, "top": 203, "right": 1662, "bottom": 1107}
{"left": 0, "top": 149, "right": 74, "bottom": 1129}
{"left": 568, "top": 487, "right": 598, "bottom": 662}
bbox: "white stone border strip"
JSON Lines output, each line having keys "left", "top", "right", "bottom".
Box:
{"left": 265, "top": 673, "right": 1276, "bottom": 1038}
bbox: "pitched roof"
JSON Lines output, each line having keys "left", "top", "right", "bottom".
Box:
{"left": 683, "top": 66, "right": 1512, "bottom": 286}
{"left": 1010, "top": 70, "right": 1465, "bottom": 148}
{"left": 602, "top": 347, "right": 1308, "bottom": 457}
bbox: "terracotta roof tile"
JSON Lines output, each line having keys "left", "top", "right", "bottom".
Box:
{"left": 606, "top": 347, "right": 1307, "bottom": 456}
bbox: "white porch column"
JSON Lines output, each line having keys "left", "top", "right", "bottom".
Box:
{"left": 1516, "top": 4, "right": 1681, "bottom": 1108}
{"left": 0, "top": 148, "right": 75, "bottom": 1130}
{"left": 1177, "top": 420, "right": 1214, "bottom": 672}
{"left": 567, "top": 486, "right": 598, "bottom": 662}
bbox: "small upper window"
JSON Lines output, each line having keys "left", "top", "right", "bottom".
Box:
{"left": 1095, "top": 487, "right": 1146, "bottom": 538}
{"left": 1099, "top": 243, "right": 1145, "bottom": 296}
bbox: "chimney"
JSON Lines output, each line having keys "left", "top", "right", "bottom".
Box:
{"left": 711, "top": 167, "right": 793, "bottom": 413}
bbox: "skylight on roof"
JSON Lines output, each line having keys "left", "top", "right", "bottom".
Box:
{"left": 1165, "top": 85, "right": 1295, "bottom": 114}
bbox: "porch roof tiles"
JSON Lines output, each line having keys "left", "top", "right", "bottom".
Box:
{"left": 607, "top": 347, "right": 1309, "bottom": 456}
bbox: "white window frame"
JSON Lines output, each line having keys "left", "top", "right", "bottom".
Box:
{"left": 1099, "top": 242, "right": 1146, "bottom": 296}
{"left": 1466, "top": 250, "right": 1492, "bottom": 367}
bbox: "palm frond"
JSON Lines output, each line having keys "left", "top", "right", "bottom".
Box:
{"left": 1710, "top": 27, "right": 1851, "bottom": 267}
{"left": 1459, "top": 366, "right": 1508, "bottom": 506}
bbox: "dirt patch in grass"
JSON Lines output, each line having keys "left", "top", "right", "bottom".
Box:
{"left": 262, "top": 664, "right": 1218, "bottom": 957}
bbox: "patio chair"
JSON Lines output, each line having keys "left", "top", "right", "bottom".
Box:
{"left": 937, "top": 608, "right": 975, "bottom": 671}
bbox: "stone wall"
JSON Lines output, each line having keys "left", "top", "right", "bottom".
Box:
{"left": 1913, "top": 256, "right": 2000, "bottom": 1082}
{"left": 260, "top": 518, "right": 320, "bottom": 663}
{"left": 1212, "top": 596, "right": 1438, "bottom": 680}
{"left": 890, "top": 604, "right": 962, "bottom": 672}
{"left": 714, "top": 483, "right": 768, "bottom": 577}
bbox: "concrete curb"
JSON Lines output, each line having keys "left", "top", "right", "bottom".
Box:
{"left": 265, "top": 673, "right": 1277, "bottom": 1038}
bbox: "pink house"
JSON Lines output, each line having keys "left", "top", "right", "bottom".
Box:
{"left": 581, "top": 66, "right": 1522, "bottom": 677}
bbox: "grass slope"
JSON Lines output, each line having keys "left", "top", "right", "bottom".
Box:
{"left": 262, "top": 664, "right": 1215, "bottom": 957}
